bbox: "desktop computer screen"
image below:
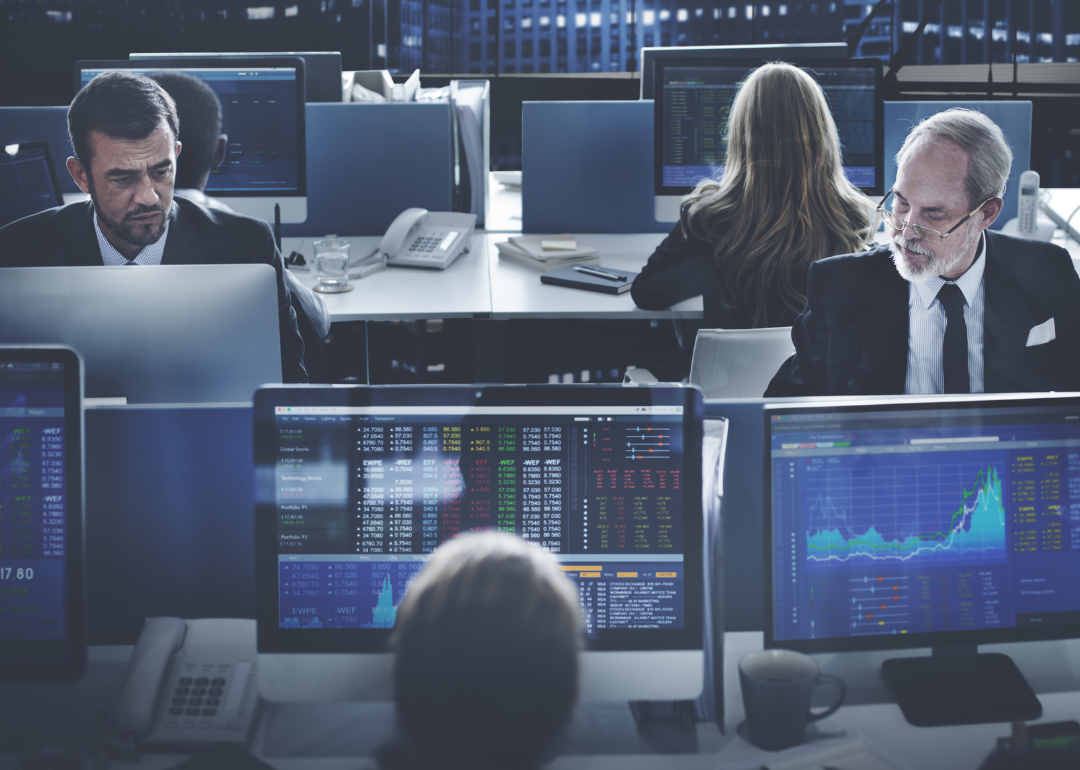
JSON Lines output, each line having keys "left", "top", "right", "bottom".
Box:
{"left": 765, "top": 395, "right": 1080, "bottom": 724}
{"left": 653, "top": 56, "right": 883, "bottom": 221}
{"left": 75, "top": 57, "right": 306, "bottom": 223}
{"left": 254, "top": 385, "right": 705, "bottom": 701}
{"left": 0, "top": 346, "right": 85, "bottom": 681}
{"left": 0, "top": 141, "right": 64, "bottom": 227}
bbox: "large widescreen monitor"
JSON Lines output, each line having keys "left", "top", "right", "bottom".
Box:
{"left": 75, "top": 57, "right": 307, "bottom": 224}
{"left": 254, "top": 384, "right": 705, "bottom": 702}
{"left": 0, "top": 346, "right": 85, "bottom": 682}
{"left": 653, "top": 56, "right": 883, "bottom": 222}
{"left": 764, "top": 395, "right": 1080, "bottom": 726}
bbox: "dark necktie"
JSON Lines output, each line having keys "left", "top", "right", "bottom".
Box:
{"left": 937, "top": 283, "right": 969, "bottom": 394}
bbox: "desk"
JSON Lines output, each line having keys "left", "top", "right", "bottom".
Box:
{"left": 27, "top": 632, "right": 1080, "bottom": 769}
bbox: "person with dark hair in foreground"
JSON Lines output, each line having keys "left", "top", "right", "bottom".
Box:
{"left": 377, "top": 531, "right": 582, "bottom": 770}
{"left": 0, "top": 70, "right": 307, "bottom": 383}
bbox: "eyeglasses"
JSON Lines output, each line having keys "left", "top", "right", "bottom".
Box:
{"left": 877, "top": 189, "right": 996, "bottom": 244}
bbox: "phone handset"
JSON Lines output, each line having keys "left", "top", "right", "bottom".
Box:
{"left": 116, "top": 617, "right": 187, "bottom": 736}
{"left": 1017, "top": 170, "right": 1040, "bottom": 237}
{"left": 380, "top": 207, "right": 429, "bottom": 258}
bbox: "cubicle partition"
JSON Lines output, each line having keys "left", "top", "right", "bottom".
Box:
{"left": 521, "top": 99, "right": 1032, "bottom": 236}
{"left": 84, "top": 406, "right": 255, "bottom": 645}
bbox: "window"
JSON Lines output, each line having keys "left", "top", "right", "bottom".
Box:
{"left": 504, "top": 40, "right": 516, "bottom": 57}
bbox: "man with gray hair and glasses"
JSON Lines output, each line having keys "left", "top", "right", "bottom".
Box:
{"left": 766, "top": 108, "right": 1080, "bottom": 396}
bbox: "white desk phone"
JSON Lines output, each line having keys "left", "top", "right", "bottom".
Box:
{"left": 115, "top": 617, "right": 260, "bottom": 749}
{"left": 374, "top": 207, "right": 477, "bottom": 270}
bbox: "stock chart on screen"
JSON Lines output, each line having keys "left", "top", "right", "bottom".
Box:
{"left": 769, "top": 402, "right": 1080, "bottom": 644}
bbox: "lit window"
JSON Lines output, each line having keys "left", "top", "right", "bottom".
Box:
{"left": 626, "top": 11, "right": 633, "bottom": 23}
{"left": 590, "top": 12, "right": 600, "bottom": 26}
{"left": 45, "top": 9, "right": 72, "bottom": 21}
{"left": 377, "top": 43, "right": 386, "bottom": 57}
{"left": 1066, "top": 33, "right": 1080, "bottom": 46}
{"left": 557, "top": 14, "right": 566, "bottom": 27}
{"left": 968, "top": 26, "right": 985, "bottom": 40}
{"left": 576, "top": 12, "right": 586, "bottom": 26}
{"left": 745, "top": 5, "right": 753, "bottom": 20}
{"left": 353, "top": 0, "right": 360, "bottom": 6}
{"left": 713, "top": 8, "right": 719, "bottom": 18}
{"left": 246, "top": 6, "right": 275, "bottom": 20}
{"left": 677, "top": 9, "right": 688, "bottom": 22}
{"left": 1016, "top": 29, "right": 1030, "bottom": 43}
{"left": 1038, "top": 32, "right": 1052, "bottom": 45}
{"left": 540, "top": 14, "right": 550, "bottom": 27}
{"left": 522, "top": 16, "right": 532, "bottom": 27}
{"left": 829, "top": 2, "right": 835, "bottom": 12}
{"left": 660, "top": 9, "right": 670, "bottom": 21}
{"left": 285, "top": 5, "right": 298, "bottom": 16}
{"left": 728, "top": 7, "right": 736, "bottom": 19}
{"left": 779, "top": 3, "right": 786, "bottom": 13}
{"left": 902, "top": 21, "right": 918, "bottom": 33}
{"left": 644, "top": 10, "right": 655, "bottom": 24}
{"left": 947, "top": 25, "right": 961, "bottom": 38}
{"left": 924, "top": 23, "right": 939, "bottom": 34}
{"left": 695, "top": 8, "right": 703, "bottom": 17}
{"left": 761, "top": 5, "right": 769, "bottom": 16}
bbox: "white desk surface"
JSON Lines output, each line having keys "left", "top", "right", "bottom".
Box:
{"left": 41, "top": 631, "right": 1080, "bottom": 770}
{"left": 486, "top": 232, "right": 703, "bottom": 320}
{"left": 281, "top": 232, "right": 492, "bottom": 322}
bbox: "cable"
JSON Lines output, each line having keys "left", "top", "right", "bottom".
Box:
{"left": 1065, "top": 202, "right": 1080, "bottom": 248}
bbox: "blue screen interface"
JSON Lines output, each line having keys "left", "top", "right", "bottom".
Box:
{"left": 0, "top": 363, "right": 68, "bottom": 653}
{"left": 0, "top": 147, "right": 60, "bottom": 227}
{"left": 80, "top": 67, "right": 301, "bottom": 194}
{"left": 662, "top": 64, "right": 877, "bottom": 190}
{"left": 770, "top": 404, "right": 1080, "bottom": 642}
{"left": 268, "top": 406, "right": 687, "bottom": 638}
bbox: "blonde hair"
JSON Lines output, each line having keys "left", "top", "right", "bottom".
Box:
{"left": 388, "top": 532, "right": 582, "bottom": 769}
{"left": 683, "top": 62, "right": 876, "bottom": 327}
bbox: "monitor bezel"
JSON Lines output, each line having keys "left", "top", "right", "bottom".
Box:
{"left": 763, "top": 393, "right": 1080, "bottom": 655}
{"left": 254, "top": 384, "right": 705, "bottom": 655}
{"left": 74, "top": 56, "right": 307, "bottom": 198}
{"left": 0, "top": 345, "right": 86, "bottom": 682}
{"left": 0, "top": 140, "right": 65, "bottom": 227}
{"left": 653, "top": 55, "right": 885, "bottom": 198}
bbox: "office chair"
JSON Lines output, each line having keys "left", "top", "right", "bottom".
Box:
{"left": 688, "top": 327, "right": 794, "bottom": 399}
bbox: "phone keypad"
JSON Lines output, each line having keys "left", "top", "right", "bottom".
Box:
{"left": 408, "top": 235, "right": 443, "bottom": 254}
{"left": 157, "top": 659, "right": 256, "bottom": 741}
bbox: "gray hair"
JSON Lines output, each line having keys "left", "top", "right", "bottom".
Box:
{"left": 895, "top": 108, "right": 1013, "bottom": 208}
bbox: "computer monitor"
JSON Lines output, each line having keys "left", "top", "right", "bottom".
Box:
{"left": 0, "top": 346, "right": 85, "bottom": 681}
{"left": 764, "top": 394, "right": 1080, "bottom": 727}
{"left": 0, "top": 265, "right": 282, "bottom": 405}
{"left": 129, "top": 52, "right": 342, "bottom": 103}
{"left": 653, "top": 56, "right": 884, "bottom": 222}
{"left": 639, "top": 43, "right": 848, "bottom": 100}
{"left": 75, "top": 57, "right": 307, "bottom": 224}
{"left": 254, "top": 384, "right": 705, "bottom": 702}
{"left": 0, "top": 141, "right": 64, "bottom": 227}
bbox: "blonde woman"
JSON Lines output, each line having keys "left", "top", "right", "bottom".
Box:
{"left": 632, "top": 62, "right": 877, "bottom": 329}
{"left": 377, "top": 532, "right": 582, "bottom": 770}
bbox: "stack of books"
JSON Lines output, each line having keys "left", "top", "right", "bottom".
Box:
{"left": 496, "top": 234, "right": 600, "bottom": 272}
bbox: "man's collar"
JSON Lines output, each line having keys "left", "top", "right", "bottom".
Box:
{"left": 92, "top": 202, "right": 173, "bottom": 266}
{"left": 912, "top": 232, "right": 986, "bottom": 310}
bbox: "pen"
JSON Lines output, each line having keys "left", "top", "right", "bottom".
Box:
{"left": 573, "top": 265, "right": 626, "bottom": 282}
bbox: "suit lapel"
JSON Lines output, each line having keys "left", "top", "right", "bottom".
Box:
{"left": 161, "top": 201, "right": 201, "bottom": 265}
{"left": 983, "top": 231, "right": 1047, "bottom": 392}
{"left": 856, "top": 260, "right": 909, "bottom": 394}
{"left": 67, "top": 201, "right": 107, "bottom": 266}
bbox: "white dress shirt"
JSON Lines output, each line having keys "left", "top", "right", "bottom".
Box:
{"left": 93, "top": 209, "right": 170, "bottom": 266}
{"left": 904, "top": 234, "right": 986, "bottom": 394}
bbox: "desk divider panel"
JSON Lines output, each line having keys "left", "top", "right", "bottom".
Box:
{"left": 522, "top": 101, "right": 670, "bottom": 235}
{"left": 884, "top": 101, "right": 1031, "bottom": 230}
{"left": 0, "top": 106, "right": 81, "bottom": 195}
{"left": 85, "top": 406, "right": 255, "bottom": 645}
{"left": 282, "top": 102, "right": 453, "bottom": 237}
{"left": 521, "top": 100, "right": 1032, "bottom": 237}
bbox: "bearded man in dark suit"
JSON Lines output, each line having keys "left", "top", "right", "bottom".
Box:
{"left": 766, "top": 108, "right": 1079, "bottom": 397}
{"left": 0, "top": 70, "right": 307, "bottom": 383}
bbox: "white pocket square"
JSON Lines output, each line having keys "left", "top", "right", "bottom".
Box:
{"left": 1026, "top": 318, "right": 1056, "bottom": 347}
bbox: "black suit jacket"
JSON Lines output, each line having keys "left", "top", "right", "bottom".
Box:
{"left": 765, "top": 230, "right": 1080, "bottom": 396}
{"left": 0, "top": 197, "right": 307, "bottom": 383}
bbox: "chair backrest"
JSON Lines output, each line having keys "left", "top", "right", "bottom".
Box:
{"left": 689, "top": 327, "right": 794, "bottom": 399}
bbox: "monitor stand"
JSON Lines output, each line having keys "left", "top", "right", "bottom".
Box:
{"left": 881, "top": 645, "right": 1042, "bottom": 727}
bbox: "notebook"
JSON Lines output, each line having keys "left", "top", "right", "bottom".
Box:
{"left": 539, "top": 264, "right": 636, "bottom": 294}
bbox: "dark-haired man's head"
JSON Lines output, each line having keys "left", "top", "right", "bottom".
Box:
{"left": 66, "top": 71, "right": 181, "bottom": 259}
{"left": 147, "top": 71, "right": 227, "bottom": 191}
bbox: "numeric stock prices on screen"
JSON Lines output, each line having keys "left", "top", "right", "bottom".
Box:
{"left": 274, "top": 409, "right": 688, "bottom": 636}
